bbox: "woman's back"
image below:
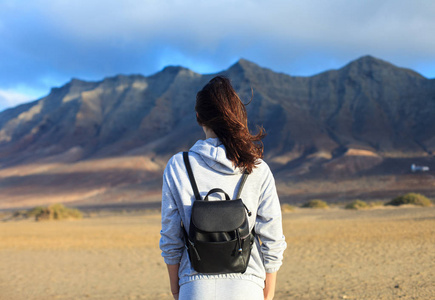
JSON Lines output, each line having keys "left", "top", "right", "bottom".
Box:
{"left": 161, "top": 138, "right": 286, "bottom": 289}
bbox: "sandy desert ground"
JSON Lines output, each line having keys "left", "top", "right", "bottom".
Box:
{"left": 0, "top": 206, "right": 434, "bottom": 300}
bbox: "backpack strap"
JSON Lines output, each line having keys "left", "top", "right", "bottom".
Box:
{"left": 182, "top": 152, "right": 199, "bottom": 249}
{"left": 236, "top": 170, "right": 249, "bottom": 199}
{"left": 183, "top": 152, "right": 202, "bottom": 201}
{"left": 236, "top": 170, "right": 252, "bottom": 216}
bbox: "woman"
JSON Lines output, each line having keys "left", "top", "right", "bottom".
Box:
{"left": 160, "top": 76, "right": 286, "bottom": 300}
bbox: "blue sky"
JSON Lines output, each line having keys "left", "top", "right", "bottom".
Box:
{"left": 0, "top": 0, "right": 434, "bottom": 111}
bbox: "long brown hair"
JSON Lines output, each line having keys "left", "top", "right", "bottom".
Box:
{"left": 195, "top": 76, "right": 266, "bottom": 173}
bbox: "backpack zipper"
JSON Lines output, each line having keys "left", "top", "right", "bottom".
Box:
{"left": 236, "top": 229, "right": 243, "bottom": 254}
{"left": 188, "top": 239, "right": 201, "bottom": 261}
{"left": 243, "top": 203, "right": 252, "bottom": 216}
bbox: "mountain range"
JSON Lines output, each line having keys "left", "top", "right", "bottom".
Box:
{"left": 0, "top": 56, "right": 434, "bottom": 208}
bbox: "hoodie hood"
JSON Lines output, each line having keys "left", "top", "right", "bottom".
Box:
{"left": 190, "top": 138, "right": 242, "bottom": 175}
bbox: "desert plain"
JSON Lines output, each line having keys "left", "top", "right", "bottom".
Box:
{"left": 0, "top": 205, "right": 434, "bottom": 300}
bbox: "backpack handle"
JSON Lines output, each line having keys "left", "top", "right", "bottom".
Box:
{"left": 204, "top": 188, "right": 231, "bottom": 201}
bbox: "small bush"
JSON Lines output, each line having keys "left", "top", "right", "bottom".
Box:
{"left": 12, "top": 210, "right": 28, "bottom": 217}
{"left": 4, "top": 210, "right": 28, "bottom": 221}
{"left": 386, "top": 193, "right": 432, "bottom": 207}
{"left": 368, "top": 201, "right": 384, "bottom": 208}
{"left": 27, "top": 206, "right": 45, "bottom": 218}
{"left": 28, "top": 203, "right": 83, "bottom": 221}
{"left": 345, "top": 200, "right": 369, "bottom": 210}
{"left": 281, "top": 203, "right": 296, "bottom": 212}
{"left": 301, "top": 199, "right": 329, "bottom": 209}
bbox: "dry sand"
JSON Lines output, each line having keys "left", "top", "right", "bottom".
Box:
{"left": 0, "top": 206, "right": 434, "bottom": 299}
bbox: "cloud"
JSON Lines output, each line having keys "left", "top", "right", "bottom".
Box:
{"left": 0, "top": 88, "right": 39, "bottom": 111}
{"left": 21, "top": 0, "right": 434, "bottom": 53}
{"left": 0, "top": 0, "right": 434, "bottom": 110}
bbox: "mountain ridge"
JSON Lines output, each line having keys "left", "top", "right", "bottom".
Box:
{"left": 0, "top": 55, "right": 434, "bottom": 208}
{"left": 1, "top": 55, "right": 434, "bottom": 164}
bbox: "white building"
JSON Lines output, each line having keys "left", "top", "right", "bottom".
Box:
{"left": 411, "top": 164, "right": 430, "bottom": 172}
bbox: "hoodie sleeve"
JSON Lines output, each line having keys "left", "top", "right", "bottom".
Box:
{"left": 255, "top": 167, "right": 287, "bottom": 273}
{"left": 159, "top": 160, "right": 185, "bottom": 265}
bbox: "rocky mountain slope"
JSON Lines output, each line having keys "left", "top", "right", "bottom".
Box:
{"left": 1, "top": 56, "right": 434, "bottom": 208}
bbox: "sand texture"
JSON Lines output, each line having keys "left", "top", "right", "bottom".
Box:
{"left": 0, "top": 206, "right": 434, "bottom": 299}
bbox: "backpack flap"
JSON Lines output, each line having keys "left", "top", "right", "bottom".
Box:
{"left": 188, "top": 198, "right": 253, "bottom": 274}
{"left": 191, "top": 199, "right": 246, "bottom": 232}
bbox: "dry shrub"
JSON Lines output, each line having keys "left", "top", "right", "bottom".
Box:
{"left": 368, "top": 201, "right": 384, "bottom": 208}
{"left": 345, "top": 200, "right": 368, "bottom": 210}
{"left": 386, "top": 193, "right": 432, "bottom": 207}
{"left": 281, "top": 203, "right": 296, "bottom": 212}
{"left": 27, "top": 203, "right": 83, "bottom": 221}
{"left": 301, "top": 199, "right": 329, "bottom": 209}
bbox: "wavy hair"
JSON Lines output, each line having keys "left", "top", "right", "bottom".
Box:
{"left": 195, "top": 76, "right": 266, "bottom": 173}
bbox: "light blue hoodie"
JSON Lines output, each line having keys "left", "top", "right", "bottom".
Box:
{"left": 159, "top": 138, "right": 287, "bottom": 288}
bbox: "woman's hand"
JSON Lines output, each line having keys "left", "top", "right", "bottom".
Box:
{"left": 166, "top": 264, "right": 180, "bottom": 300}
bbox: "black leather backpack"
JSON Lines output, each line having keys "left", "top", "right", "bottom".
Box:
{"left": 182, "top": 152, "right": 255, "bottom": 274}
